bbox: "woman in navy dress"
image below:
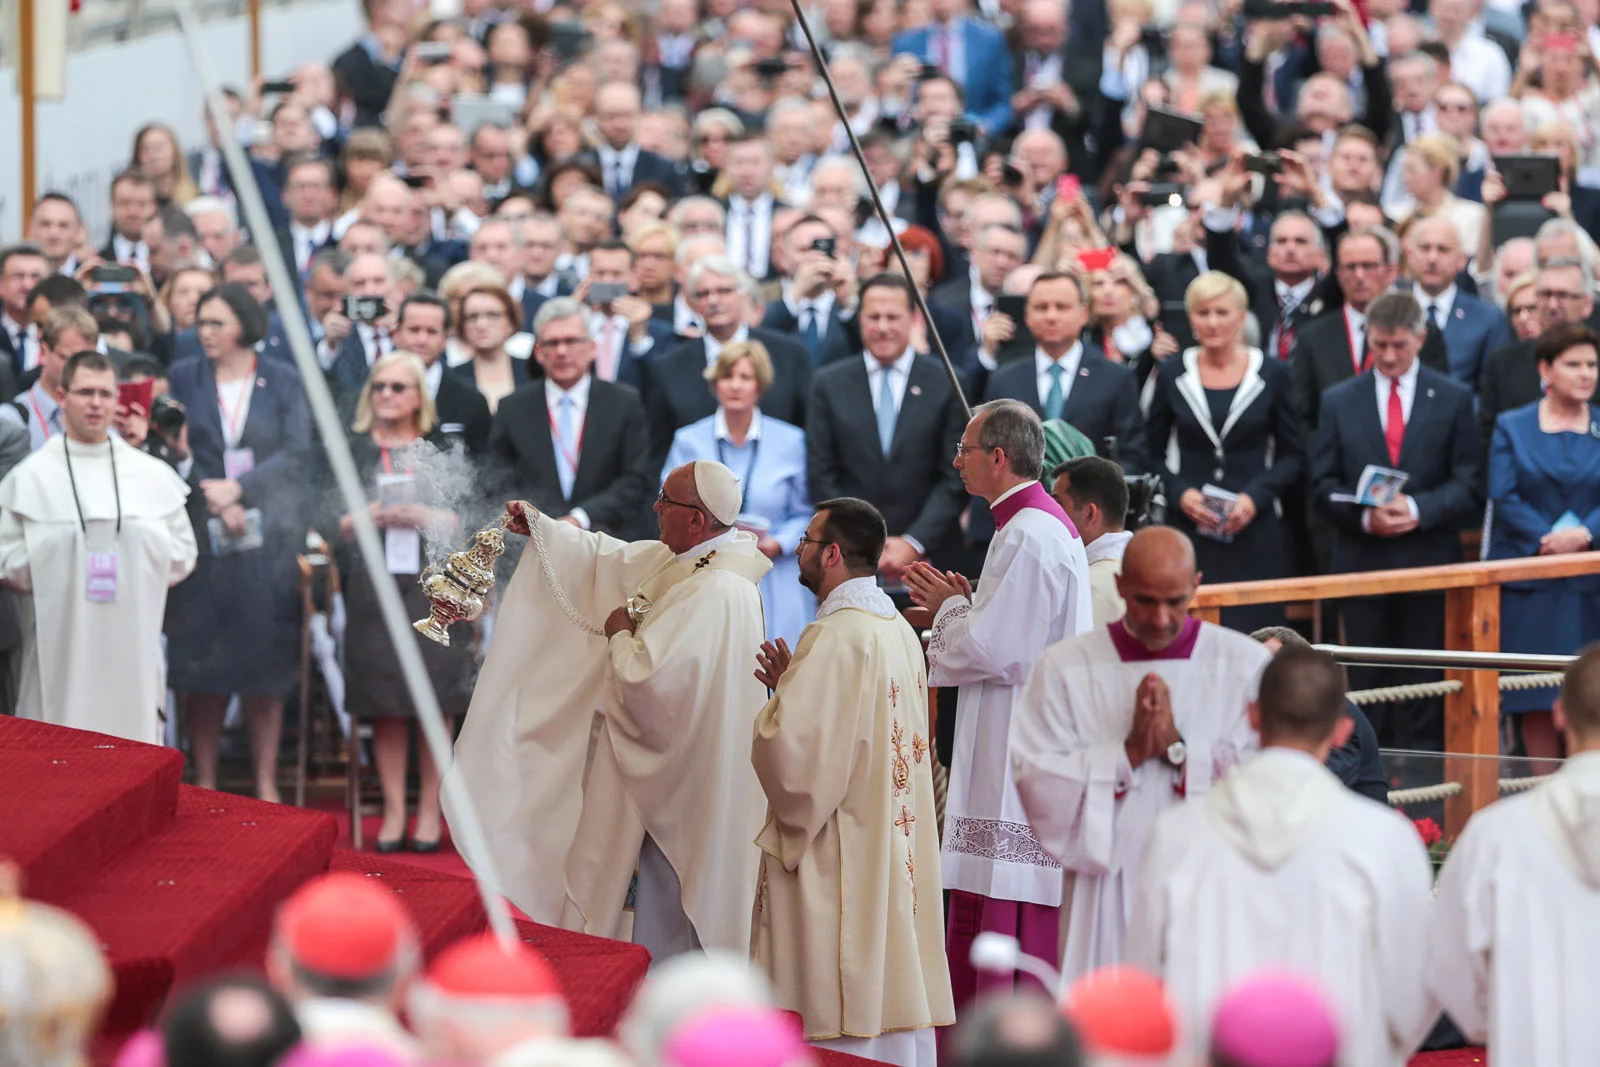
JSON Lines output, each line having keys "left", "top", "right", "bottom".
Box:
{"left": 166, "top": 284, "right": 311, "bottom": 801}
{"left": 1488, "top": 322, "right": 1600, "bottom": 759}
{"left": 1146, "top": 271, "right": 1306, "bottom": 633}
{"left": 662, "top": 339, "right": 813, "bottom": 647}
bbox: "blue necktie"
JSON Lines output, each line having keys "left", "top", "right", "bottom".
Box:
{"left": 802, "top": 307, "right": 822, "bottom": 362}
{"left": 876, "top": 368, "right": 897, "bottom": 456}
{"left": 1043, "top": 363, "right": 1065, "bottom": 421}
{"left": 554, "top": 395, "right": 577, "bottom": 499}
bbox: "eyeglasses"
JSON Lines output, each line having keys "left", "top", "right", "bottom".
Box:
{"left": 539, "top": 336, "right": 589, "bottom": 350}
{"left": 693, "top": 286, "right": 740, "bottom": 301}
{"left": 797, "top": 536, "right": 834, "bottom": 551}
{"left": 371, "top": 381, "right": 414, "bottom": 394}
{"left": 655, "top": 490, "right": 706, "bottom": 514}
{"left": 1537, "top": 289, "right": 1585, "bottom": 303}
{"left": 954, "top": 442, "right": 997, "bottom": 456}
{"left": 1511, "top": 303, "right": 1541, "bottom": 316}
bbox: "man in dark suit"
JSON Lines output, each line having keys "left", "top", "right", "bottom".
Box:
{"left": 0, "top": 245, "right": 51, "bottom": 381}
{"left": 721, "top": 135, "right": 786, "bottom": 282}
{"left": 488, "top": 297, "right": 654, "bottom": 538}
{"left": 981, "top": 272, "right": 1147, "bottom": 472}
{"left": 1311, "top": 292, "right": 1480, "bottom": 751}
{"left": 1205, "top": 203, "right": 1332, "bottom": 365}
{"left": 808, "top": 273, "right": 969, "bottom": 577}
{"left": 583, "top": 240, "right": 676, "bottom": 392}
{"left": 273, "top": 155, "right": 338, "bottom": 283}
{"left": 1291, "top": 228, "right": 1449, "bottom": 433}
{"left": 930, "top": 222, "right": 1028, "bottom": 376}
{"left": 331, "top": 8, "right": 404, "bottom": 129}
{"left": 319, "top": 252, "right": 401, "bottom": 403}
{"left": 1403, "top": 216, "right": 1511, "bottom": 388}
{"left": 646, "top": 255, "right": 812, "bottom": 460}
{"left": 1478, "top": 257, "right": 1594, "bottom": 456}
{"left": 582, "top": 82, "right": 686, "bottom": 202}
{"left": 1005, "top": 0, "right": 1103, "bottom": 180}
{"left": 760, "top": 215, "right": 857, "bottom": 367}
{"left": 392, "top": 292, "right": 491, "bottom": 456}
{"left": 100, "top": 170, "right": 157, "bottom": 270}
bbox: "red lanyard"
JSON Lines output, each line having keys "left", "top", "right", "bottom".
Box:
{"left": 217, "top": 360, "right": 257, "bottom": 443}
{"left": 29, "top": 389, "right": 51, "bottom": 440}
{"left": 548, "top": 403, "right": 585, "bottom": 473}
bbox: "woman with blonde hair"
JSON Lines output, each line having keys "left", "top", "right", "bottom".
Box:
{"left": 1144, "top": 271, "right": 1306, "bottom": 630}
{"left": 1083, "top": 252, "right": 1176, "bottom": 391}
{"left": 131, "top": 124, "right": 199, "bottom": 207}
{"left": 1504, "top": 270, "right": 1544, "bottom": 341}
{"left": 1395, "top": 133, "right": 1486, "bottom": 261}
{"left": 662, "top": 340, "right": 814, "bottom": 645}
{"left": 336, "top": 352, "right": 474, "bottom": 851}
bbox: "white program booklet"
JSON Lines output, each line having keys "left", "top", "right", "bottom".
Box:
{"left": 1329, "top": 465, "right": 1409, "bottom": 507}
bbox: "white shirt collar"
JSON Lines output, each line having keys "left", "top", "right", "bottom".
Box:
{"left": 673, "top": 526, "right": 740, "bottom": 563}
{"left": 703, "top": 325, "right": 750, "bottom": 364}
{"left": 1274, "top": 276, "right": 1316, "bottom": 304}
{"left": 731, "top": 191, "right": 773, "bottom": 213}
{"left": 424, "top": 359, "right": 443, "bottom": 398}
{"left": 863, "top": 347, "right": 915, "bottom": 377}
{"left": 544, "top": 374, "right": 592, "bottom": 409}
{"left": 817, "top": 575, "right": 898, "bottom": 619}
{"left": 714, "top": 407, "right": 764, "bottom": 443}
{"left": 969, "top": 263, "right": 994, "bottom": 307}
{"left": 506, "top": 274, "right": 526, "bottom": 301}
{"left": 990, "top": 480, "right": 1039, "bottom": 508}
{"left": 1419, "top": 283, "right": 1457, "bottom": 320}
{"left": 1379, "top": 355, "right": 1421, "bottom": 394}
{"left": 784, "top": 283, "right": 836, "bottom": 320}
{"left": 1035, "top": 341, "right": 1084, "bottom": 378}
{"left": 1085, "top": 528, "right": 1133, "bottom": 565}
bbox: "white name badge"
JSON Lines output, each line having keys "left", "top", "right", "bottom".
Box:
{"left": 86, "top": 550, "right": 118, "bottom": 603}
{"left": 223, "top": 447, "right": 256, "bottom": 480}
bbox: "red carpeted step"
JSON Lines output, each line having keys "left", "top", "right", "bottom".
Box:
{"left": 62, "top": 787, "right": 337, "bottom": 1038}
{"left": 326, "top": 849, "right": 492, "bottom": 954}
{"left": 0, "top": 721, "right": 183, "bottom": 904}
{"left": 513, "top": 919, "right": 650, "bottom": 1037}
{"left": 812, "top": 1049, "right": 890, "bottom": 1067}
{"left": 1410, "top": 1051, "right": 1488, "bottom": 1065}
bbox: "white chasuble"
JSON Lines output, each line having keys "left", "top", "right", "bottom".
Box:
{"left": 1128, "top": 748, "right": 1436, "bottom": 1067}
{"left": 929, "top": 483, "right": 1092, "bottom": 905}
{"left": 0, "top": 436, "right": 195, "bottom": 741}
{"left": 1429, "top": 750, "right": 1600, "bottom": 1067}
{"left": 1010, "top": 617, "right": 1266, "bottom": 982}
{"left": 560, "top": 529, "right": 772, "bottom": 954}
{"left": 445, "top": 510, "right": 673, "bottom": 923}
{"left": 751, "top": 577, "right": 955, "bottom": 1044}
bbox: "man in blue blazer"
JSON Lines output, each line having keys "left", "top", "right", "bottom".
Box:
{"left": 892, "top": 0, "right": 1016, "bottom": 137}
{"left": 1311, "top": 292, "right": 1481, "bottom": 752}
{"left": 583, "top": 240, "right": 675, "bottom": 393}
{"left": 1403, "top": 217, "right": 1511, "bottom": 388}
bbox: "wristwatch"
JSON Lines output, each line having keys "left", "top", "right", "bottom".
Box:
{"left": 1165, "top": 739, "right": 1187, "bottom": 767}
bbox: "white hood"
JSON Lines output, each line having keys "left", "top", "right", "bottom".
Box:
{"left": 1535, "top": 750, "right": 1600, "bottom": 889}
{"left": 1204, "top": 748, "right": 1346, "bottom": 870}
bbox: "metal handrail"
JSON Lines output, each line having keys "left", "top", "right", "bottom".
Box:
{"left": 1312, "top": 644, "right": 1575, "bottom": 673}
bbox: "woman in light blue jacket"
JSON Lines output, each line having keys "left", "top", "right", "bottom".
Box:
{"left": 663, "top": 339, "right": 814, "bottom": 646}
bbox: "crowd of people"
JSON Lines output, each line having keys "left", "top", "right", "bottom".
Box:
{"left": 3, "top": 0, "right": 1600, "bottom": 1060}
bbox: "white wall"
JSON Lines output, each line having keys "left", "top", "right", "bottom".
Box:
{"left": 0, "top": 0, "right": 364, "bottom": 243}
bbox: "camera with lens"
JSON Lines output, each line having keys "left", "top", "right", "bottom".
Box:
{"left": 948, "top": 119, "right": 978, "bottom": 146}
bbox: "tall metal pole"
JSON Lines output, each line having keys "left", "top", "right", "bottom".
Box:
{"left": 785, "top": 1, "right": 972, "bottom": 420}
{"left": 19, "top": 0, "right": 37, "bottom": 237}
{"left": 174, "top": 0, "right": 517, "bottom": 947}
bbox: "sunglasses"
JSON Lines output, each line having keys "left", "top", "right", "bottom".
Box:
{"left": 371, "top": 381, "right": 415, "bottom": 394}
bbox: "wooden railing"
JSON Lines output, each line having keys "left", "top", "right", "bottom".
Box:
{"left": 1192, "top": 551, "right": 1600, "bottom": 826}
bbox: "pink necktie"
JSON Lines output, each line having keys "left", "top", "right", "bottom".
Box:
{"left": 599, "top": 318, "right": 619, "bottom": 380}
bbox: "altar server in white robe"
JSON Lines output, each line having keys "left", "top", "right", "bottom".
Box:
{"left": 445, "top": 460, "right": 770, "bottom": 960}
{"left": 1010, "top": 526, "right": 1266, "bottom": 983}
{"left": 904, "top": 399, "right": 1092, "bottom": 1007}
{"left": 0, "top": 350, "right": 196, "bottom": 741}
{"left": 1429, "top": 644, "right": 1600, "bottom": 1067}
{"left": 1127, "top": 646, "right": 1436, "bottom": 1067}
{"left": 751, "top": 496, "right": 954, "bottom": 1067}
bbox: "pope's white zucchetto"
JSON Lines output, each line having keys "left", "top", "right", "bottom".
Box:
{"left": 691, "top": 460, "right": 742, "bottom": 525}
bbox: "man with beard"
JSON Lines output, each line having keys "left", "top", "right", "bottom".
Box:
{"left": 749, "top": 496, "right": 954, "bottom": 1067}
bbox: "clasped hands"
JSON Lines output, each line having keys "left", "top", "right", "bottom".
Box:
{"left": 1124, "top": 673, "right": 1181, "bottom": 768}
{"left": 1365, "top": 495, "right": 1419, "bottom": 538}
{"left": 903, "top": 560, "right": 973, "bottom": 614}
{"left": 199, "top": 477, "right": 247, "bottom": 536}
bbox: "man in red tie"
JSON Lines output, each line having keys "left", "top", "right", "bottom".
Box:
{"left": 1309, "top": 291, "right": 1481, "bottom": 752}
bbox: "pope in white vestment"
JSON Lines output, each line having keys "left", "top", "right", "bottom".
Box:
{"left": 1429, "top": 688, "right": 1600, "bottom": 1067}
{"left": 1010, "top": 527, "right": 1265, "bottom": 983}
{"left": 0, "top": 434, "right": 196, "bottom": 742}
{"left": 907, "top": 401, "right": 1092, "bottom": 1006}
{"left": 751, "top": 550, "right": 953, "bottom": 1067}
{"left": 1127, "top": 647, "right": 1435, "bottom": 1067}
{"left": 445, "top": 461, "right": 771, "bottom": 959}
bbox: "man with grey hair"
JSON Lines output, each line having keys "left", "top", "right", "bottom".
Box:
{"left": 488, "top": 296, "right": 654, "bottom": 536}
{"left": 646, "top": 255, "right": 812, "bottom": 459}
{"left": 903, "top": 396, "right": 1092, "bottom": 1011}
{"left": 1310, "top": 290, "right": 1479, "bottom": 751}
{"left": 1479, "top": 256, "right": 1596, "bottom": 454}
{"left": 184, "top": 195, "right": 241, "bottom": 266}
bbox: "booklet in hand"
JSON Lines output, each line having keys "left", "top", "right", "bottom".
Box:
{"left": 1551, "top": 510, "right": 1585, "bottom": 534}
{"left": 1196, "top": 484, "right": 1239, "bottom": 543}
{"left": 1329, "top": 465, "right": 1409, "bottom": 507}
